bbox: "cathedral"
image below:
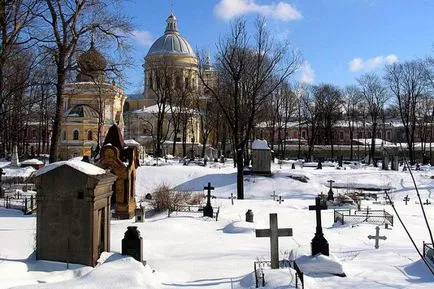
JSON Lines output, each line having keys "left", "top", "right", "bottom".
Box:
{"left": 58, "top": 42, "right": 127, "bottom": 160}
{"left": 59, "top": 12, "right": 216, "bottom": 159}
{"left": 124, "top": 13, "right": 217, "bottom": 157}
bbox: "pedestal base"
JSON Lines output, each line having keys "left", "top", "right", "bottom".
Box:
{"left": 203, "top": 204, "right": 213, "bottom": 218}
{"left": 311, "top": 233, "right": 329, "bottom": 256}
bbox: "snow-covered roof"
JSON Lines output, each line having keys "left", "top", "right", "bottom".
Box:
{"left": 35, "top": 160, "right": 106, "bottom": 177}
{"left": 124, "top": 139, "right": 140, "bottom": 147}
{"left": 20, "top": 159, "right": 44, "bottom": 165}
{"left": 252, "top": 139, "right": 270, "bottom": 150}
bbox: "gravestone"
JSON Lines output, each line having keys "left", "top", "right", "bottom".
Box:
{"left": 97, "top": 124, "right": 139, "bottom": 219}
{"left": 229, "top": 193, "right": 235, "bottom": 205}
{"left": 391, "top": 156, "right": 399, "bottom": 171}
{"left": 317, "top": 160, "right": 322, "bottom": 170}
{"left": 256, "top": 213, "right": 293, "bottom": 269}
{"left": 135, "top": 206, "right": 145, "bottom": 222}
{"left": 403, "top": 195, "right": 410, "bottom": 205}
{"left": 327, "top": 180, "right": 335, "bottom": 201}
{"left": 203, "top": 182, "right": 214, "bottom": 218}
{"left": 34, "top": 161, "right": 117, "bottom": 266}
{"left": 276, "top": 196, "right": 284, "bottom": 204}
{"left": 246, "top": 209, "right": 254, "bottom": 223}
{"left": 368, "top": 226, "right": 387, "bottom": 249}
{"left": 122, "top": 226, "right": 143, "bottom": 262}
{"left": 251, "top": 139, "right": 271, "bottom": 174}
{"left": 309, "top": 197, "right": 329, "bottom": 256}
{"left": 291, "top": 163, "right": 296, "bottom": 170}
{"left": 11, "top": 145, "right": 19, "bottom": 167}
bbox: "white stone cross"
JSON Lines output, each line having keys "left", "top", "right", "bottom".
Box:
{"left": 256, "top": 213, "right": 293, "bottom": 269}
{"left": 368, "top": 226, "right": 387, "bottom": 249}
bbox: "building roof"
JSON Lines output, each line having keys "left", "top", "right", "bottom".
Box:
{"left": 146, "top": 13, "right": 196, "bottom": 58}
{"left": 35, "top": 160, "right": 106, "bottom": 177}
{"left": 65, "top": 104, "right": 99, "bottom": 118}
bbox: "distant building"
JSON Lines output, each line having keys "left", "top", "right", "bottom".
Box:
{"left": 58, "top": 43, "right": 127, "bottom": 160}
{"left": 124, "top": 13, "right": 217, "bottom": 156}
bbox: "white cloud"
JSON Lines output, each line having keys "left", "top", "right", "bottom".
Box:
{"left": 348, "top": 54, "right": 398, "bottom": 72}
{"left": 131, "top": 30, "right": 154, "bottom": 47}
{"left": 214, "top": 0, "right": 302, "bottom": 21}
{"left": 299, "top": 61, "right": 315, "bottom": 84}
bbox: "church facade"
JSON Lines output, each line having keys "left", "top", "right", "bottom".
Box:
{"left": 124, "top": 13, "right": 217, "bottom": 157}
{"left": 58, "top": 44, "right": 127, "bottom": 160}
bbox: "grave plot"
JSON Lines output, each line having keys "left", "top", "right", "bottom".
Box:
{"left": 334, "top": 208, "right": 394, "bottom": 227}
{"left": 167, "top": 183, "right": 220, "bottom": 221}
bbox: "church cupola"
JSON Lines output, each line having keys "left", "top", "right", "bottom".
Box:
{"left": 165, "top": 13, "right": 179, "bottom": 35}
{"left": 76, "top": 42, "right": 108, "bottom": 82}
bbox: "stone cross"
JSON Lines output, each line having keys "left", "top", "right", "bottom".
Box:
{"left": 276, "top": 196, "right": 284, "bottom": 204}
{"left": 424, "top": 199, "right": 431, "bottom": 205}
{"left": 309, "top": 196, "right": 329, "bottom": 256}
{"left": 229, "top": 193, "right": 235, "bottom": 205}
{"left": 203, "top": 182, "right": 214, "bottom": 218}
{"left": 368, "top": 226, "right": 387, "bottom": 249}
{"left": 270, "top": 191, "right": 278, "bottom": 201}
{"left": 256, "top": 213, "right": 293, "bottom": 269}
{"left": 403, "top": 195, "right": 410, "bottom": 205}
{"left": 327, "top": 180, "right": 335, "bottom": 201}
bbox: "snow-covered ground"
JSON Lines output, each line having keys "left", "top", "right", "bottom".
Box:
{"left": 1, "top": 160, "right": 434, "bottom": 288}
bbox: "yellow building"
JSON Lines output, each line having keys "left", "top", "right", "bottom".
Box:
{"left": 58, "top": 44, "right": 127, "bottom": 160}
{"left": 124, "top": 13, "right": 217, "bottom": 156}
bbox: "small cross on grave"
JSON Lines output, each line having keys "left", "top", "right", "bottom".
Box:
{"left": 309, "top": 196, "right": 329, "bottom": 256}
{"left": 327, "top": 180, "right": 335, "bottom": 201}
{"left": 270, "top": 191, "right": 278, "bottom": 201}
{"left": 403, "top": 195, "right": 410, "bottom": 205}
{"left": 228, "top": 193, "right": 235, "bottom": 205}
{"left": 256, "top": 213, "right": 293, "bottom": 269}
{"left": 203, "top": 182, "right": 214, "bottom": 218}
{"left": 368, "top": 226, "right": 387, "bottom": 249}
{"left": 276, "top": 196, "right": 284, "bottom": 204}
{"left": 424, "top": 199, "right": 431, "bottom": 206}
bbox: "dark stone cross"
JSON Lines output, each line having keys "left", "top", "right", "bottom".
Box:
{"left": 403, "top": 195, "right": 410, "bottom": 205}
{"left": 270, "top": 191, "right": 278, "bottom": 201}
{"left": 309, "top": 196, "right": 329, "bottom": 256}
{"left": 276, "top": 196, "right": 284, "bottom": 204}
{"left": 424, "top": 199, "right": 431, "bottom": 205}
{"left": 256, "top": 213, "right": 293, "bottom": 269}
{"left": 203, "top": 182, "right": 214, "bottom": 217}
{"left": 327, "top": 180, "right": 335, "bottom": 201}
{"left": 229, "top": 193, "right": 235, "bottom": 205}
{"left": 368, "top": 226, "right": 387, "bottom": 249}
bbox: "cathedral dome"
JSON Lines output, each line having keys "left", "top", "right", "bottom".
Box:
{"left": 77, "top": 44, "right": 107, "bottom": 82}
{"left": 146, "top": 13, "right": 196, "bottom": 58}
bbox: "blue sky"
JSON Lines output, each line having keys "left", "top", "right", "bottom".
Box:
{"left": 121, "top": 0, "right": 434, "bottom": 94}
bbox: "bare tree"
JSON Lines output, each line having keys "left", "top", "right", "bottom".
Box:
{"left": 357, "top": 73, "right": 388, "bottom": 165}
{"left": 384, "top": 61, "right": 427, "bottom": 164}
{"left": 200, "top": 18, "right": 299, "bottom": 199}
{"left": 344, "top": 85, "right": 362, "bottom": 160}
{"left": 37, "top": 0, "right": 132, "bottom": 163}
{"left": 313, "top": 84, "right": 343, "bottom": 158}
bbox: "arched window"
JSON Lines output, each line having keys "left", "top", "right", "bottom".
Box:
{"left": 62, "top": 130, "right": 66, "bottom": 140}
{"left": 87, "top": 130, "right": 93, "bottom": 140}
{"left": 73, "top": 130, "right": 79, "bottom": 140}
